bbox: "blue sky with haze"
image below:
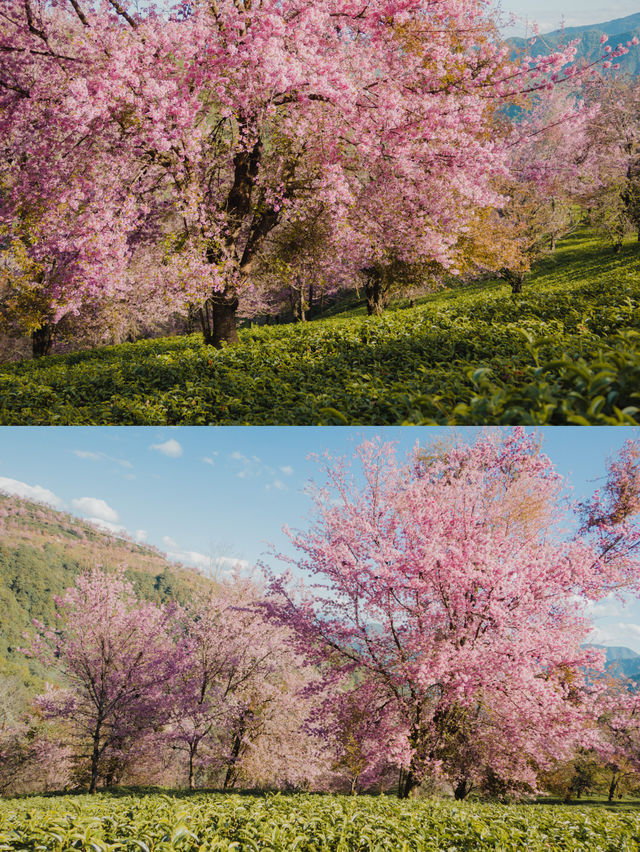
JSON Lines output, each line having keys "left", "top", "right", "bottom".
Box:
{"left": 498, "top": 1, "right": 639, "bottom": 36}
{"left": 0, "top": 427, "right": 639, "bottom": 650}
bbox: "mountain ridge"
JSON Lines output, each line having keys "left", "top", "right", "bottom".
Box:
{"left": 508, "top": 13, "right": 640, "bottom": 77}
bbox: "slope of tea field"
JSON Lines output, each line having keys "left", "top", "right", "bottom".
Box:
{"left": 1, "top": 231, "right": 639, "bottom": 425}
{"left": 0, "top": 791, "right": 639, "bottom": 851}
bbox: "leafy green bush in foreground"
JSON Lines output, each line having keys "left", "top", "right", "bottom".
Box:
{"left": 1, "top": 792, "right": 639, "bottom": 851}
{"left": 1, "top": 233, "right": 639, "bottom": 425}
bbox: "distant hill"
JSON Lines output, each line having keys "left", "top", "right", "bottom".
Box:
{"left": 589, "top": 645, "right": 640, "bottom": 681}
{"left": 508, "top": 13, "right": 640, "bottom": 78}
{"left": 0, "top": 492, "right": 212, "bottom": 688}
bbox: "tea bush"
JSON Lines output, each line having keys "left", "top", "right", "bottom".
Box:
{"left": 1, "top": 792, "right": 639, "bottom": 851}
{"left": 1, "top": 232, "right": 638, "bottom": 425}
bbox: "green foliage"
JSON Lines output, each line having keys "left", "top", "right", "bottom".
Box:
{"left": 0, "top": 231, "right": 639, "bottom": 425}
{"left": 1, "top": 791, "right": 639, "bottom": 851}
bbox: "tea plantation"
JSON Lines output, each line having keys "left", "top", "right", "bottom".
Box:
{"left": 1, "top": 791, "right": 639, "bottom": 851}
{"left": 1, "top": 231, "right": 639, "bottom": 425}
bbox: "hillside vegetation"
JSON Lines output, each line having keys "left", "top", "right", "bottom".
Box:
{"left": 0, "top": 493, "right": 209, "bottom": 687}
{"left": 0, "top": 231, "right": 639, "bottom": 425}
{"left": 509, "top": 12, "right": 640, "bottom": 77}
{"left": 1, "top": 791, "right": 639, "bottom": 851}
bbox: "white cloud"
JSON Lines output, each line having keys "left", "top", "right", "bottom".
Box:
{"left": 88, "top": 518, "right": 126, "bottom": 536}
{"left": 166, "top": 549, "right": 212, "bottom": 571}
{"left": 71, "top": 497, "right": 119, "bottom": 524}
{"left": 584, "top": 593, "right": 629, "bottom": 620}
{"left": 202, "top": 457, "right": 216, "bottom": 466}
{"left": 229, "top": 451, "right": 275, "bottom": 480}
{"left": 267, "top": 479, "right": 287, "bottom": 492}
{"left": 73, "top": 449, "right": 133, "bottom": 469}
{"left": 215, "top": 556, "right": 251, "bottom": 572}
{"left": 150, "top": 439, "right": 183, "bottom": 458}
{"left": 0, "top": 477, "right": 64, "bottom": 508}
{"left": 588, "top": 622, "right": 640, "bottom": 653}
{"left": 280, "top": 465, "right": 294, "bottom": 476}
{"left": 162, "top": 535, "right": 179, "bottom": 548}
{"left": 135, "top": 529, "right": 148, "bottom": 543}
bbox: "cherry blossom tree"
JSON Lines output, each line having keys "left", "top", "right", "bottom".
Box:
{"left": 4, "top": 0, "right": 627, "bottom": 348}
{"left": 582, "top": 73, "right": 640, "bottom": 250}
{"left": 265, "top": 429, "right": 640, "bottom": 798}
{"left": 593, "top": 678, "right": 640, "bottom": 801}
{"left": 166, "top": 577, "right": 321, "bottom": 790}
{"left": 27, "top": 567, "right": 176, "bottom": 793}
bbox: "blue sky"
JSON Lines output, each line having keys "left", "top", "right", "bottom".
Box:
{"left": 498, "top": 1, "right": 639, "bottom": 36}
{"left": 0, "top": 426, "right": 639, "bottom": 650}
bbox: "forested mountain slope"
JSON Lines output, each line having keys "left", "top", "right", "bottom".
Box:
{"left": 0, "top": 493, "right": 210, "bottom": 687}
{"left": 509, "top": 13, "right": 640, "bottom": 77}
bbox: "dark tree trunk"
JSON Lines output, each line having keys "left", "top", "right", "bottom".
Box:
{"left": 454, "top": 778, "right": 472, "bottom": 800}
{"left": 223, "top": 715, "right": 248, "bottom": 790}
{"left": 223, "top": 733, "right": 242, "bottom": 790}
{"left": 511, "top": 274, "right": 523, "bottom": 295}
{"left": 89, "top": 723, "right": 102, "bottom": 794}
{"left": 550, "top": 235, "right": 557, "bottom": 251}
{"left": 308, "top": 282, "right": 314, "bottom": 314}
{"left": 31, "top": 321, "right": 55, "bottom": 358}
{"left": 364, "top": 267, "right": 387, "bottom": 316}
{"left": 608, "top": 771, "right": 619, "bottom": 802}
{"left": 188, "top": 744, "right": 196, "bottom": 790}
{"left": 199, "top": 295, "right": 240, "bottom": 348}
{"left": 397, "top": 767, "right": 418, "bottom": 799}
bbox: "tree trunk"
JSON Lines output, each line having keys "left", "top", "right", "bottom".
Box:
{"left": 298, "top": 283, "right": 306, "bottom": 322}
{"left": 89, "top": 723, "right": 102, "bottom": 794}
{"left": 186, "top": 303, "right": 198, "bottom": 335}
{"left": 31, "top": 321, "right": 55, "bottom": 358}
{"left": 199, "top": 294, "right": 240, "bottom": 348}
{"left": 511, "top": 274, "right": 523, "bottom": 295}
{"left": 454, "top": 778, "right": 472, "bottom": 800}
{"left": 364, "top": 268, "right": 386, "bottom": 316}
{"left": 223, "top": 718, "right": 247, "bottom": 790}
{"left": 188, "top": 745, "right": 196, "bottom": 790}
{"left": 397, "top": 767, "right": 418, "bottom": 799}
{"left": 608, "top": 771, "right": 619, "bottom": 802}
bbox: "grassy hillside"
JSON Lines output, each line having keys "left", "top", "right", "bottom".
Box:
{"left": 1, "top": 791, "right": 639, "bottom": 851}
{"left": 0, "top": 493, "right": 210, "bottom": 687}
{"left": 1, "top": 230, "right": 639, "bottom": 425}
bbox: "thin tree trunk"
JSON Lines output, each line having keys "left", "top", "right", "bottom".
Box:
{"left": 298, "top": 282, "right": 306, "bottom": 322}
{"left": 223, "top": 723, "right": 245, "bottom": 790}
{"left": 608, "top": 771, "right": 619, "bottom": 802}
{"left": 188, "top": 745, "right": 196, "bottom": 790}
{"left": 89, "top": 723, "right": 102, "bottom": 794}
{"left": 31, "top": 321, "right": 55, "bottom": 358}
